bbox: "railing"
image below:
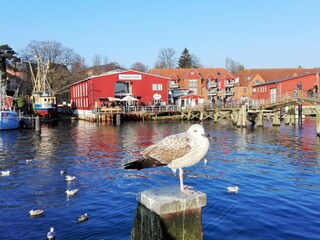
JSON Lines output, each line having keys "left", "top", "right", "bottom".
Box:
{"left": 250, "top": 90, "right": 319, "bottom": 108}
{"left": 121, "top": 105, "right": 182, "bottom": 113}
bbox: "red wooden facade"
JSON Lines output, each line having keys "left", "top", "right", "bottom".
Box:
{"left": 251, "top": 74, "right": 318, "bottom": 105}
{"left": 69, "top": 70, "right": 169, "bottom": 110}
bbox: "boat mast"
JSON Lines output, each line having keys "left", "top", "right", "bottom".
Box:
{"left": 29, "top": 56, "right": 52, "bottom": 96}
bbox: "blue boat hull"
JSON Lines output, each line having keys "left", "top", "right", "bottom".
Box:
{"left": 0, "top": 111, "right": 20, "bottom": 130}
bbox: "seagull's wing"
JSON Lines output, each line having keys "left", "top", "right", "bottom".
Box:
{"left": 141, "top": 132, "right": 194, "bottom": 164}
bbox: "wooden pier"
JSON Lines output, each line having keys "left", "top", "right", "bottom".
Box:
{"left": 76, "top": 97, "right": 320, "bottom": 136}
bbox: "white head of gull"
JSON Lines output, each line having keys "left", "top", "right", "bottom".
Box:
{"left": 1, "top": 170, "right": 10, "bottom": 176}
{"left": 123, "top": 124, "right": 210, "bottom": 192}
{"left": 77, "top": 213, "right": 89, "bottom": 224}
{"left": 29, "top": 209, "right": 44, "bottom": 216}
{"left": 65, "top": 175, "right": 76, "bottom": 181}
{"left": 66, "top": 189, "right": 79, "bottom": 196}
{"left": 47, "top": 227, "right": 55, "bottom": 240}
{"left": 227, "top": 186, "right": 239, "bottom": 193}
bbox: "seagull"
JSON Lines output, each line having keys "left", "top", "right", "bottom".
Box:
{"left": 77, "top": 213, "right": 89, "bottom": 224}
{"left": 0, "top": 170, "right": 10, "bottom": 176}
{"left": 123, "top": 124, "right": 210, "bottom": 192}
{"left": 26, "top": 159, "right": 33, "bottom": 164}
{"left": 65, "top": 175, "right": 76, "bottom": 181}
{"left": 227, "top": 186, "right": 239, "bottom": 193}
{"left": 29, "top": 209, "right": 44, "bottom": 217}
{"left": 47, "top": 227, "right": 56, "bottom": 240}
{"left": 60, "top": 169, "right": 67, "bottom": 175}
{"left": 204, "top": 158, "right": 208, "bottom": 164}
{"left": 66, "top": 189, "right": 79, "bottom": 196}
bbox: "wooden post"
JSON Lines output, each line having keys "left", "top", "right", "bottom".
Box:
{"left": 272, "top": 111, "right": 281, "bottom": 126}
{"left": 131, "top": 187, "right": 206, "bottom": 240}
{"left": 316, "top": 106, "right": 320, "bottom": 137}
{"left": 236, "top": 105, "right": 246, "bottom": 128}
{"left": 256, "top": 110, "right": 264, "bottom": 127}
{"left": 298, "top": 103, "right": 303, "bottom": 127}
{"left": 34, "top": 116, "right": 41, "bottom": 132}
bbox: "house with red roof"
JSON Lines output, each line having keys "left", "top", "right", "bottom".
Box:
{"left": 69, "top": 70, "right": 170, "bottom": 118}
{"left": 251, "top": 73, "right": 319, "bottom": 106}
{"left": 148, "top": 68, "right": 235, "bottom": 105}
{"left": 236, "top": 68, "right": 320, "bottom": 103}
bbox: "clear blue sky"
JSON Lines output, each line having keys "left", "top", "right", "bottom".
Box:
{"left": 3, "top": 0, "right": 320, "bottom": 69}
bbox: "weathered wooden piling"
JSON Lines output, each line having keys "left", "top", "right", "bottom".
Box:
{"left": 236, "top": 105, "right": 247, "bottom": 128}
{"left": 316, "top": 106, "right": 320, "bottom": 137}
{"left": 34, "top": 116, "right": 41, "bottom": 132}
{"left": 115, "top": 114, "right": 121, "bottom": 125}
{"left": 256, "top": 110, "right": 264, "bottom": 127}
{"left": 130, "top": 187, "right": 207, "bottom": 240}
{"left": 298, "top": 103, "right": 303, "bottom": 126}
{"left": 272, "top": 111, "right": 281, "bottom": 126}
{"left": 284, "top": 106, "right": 295, "bottom": 126}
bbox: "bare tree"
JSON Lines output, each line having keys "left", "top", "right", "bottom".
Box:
{"left": 70, "top": 55, "right": 87, "bottom": 82}
{"left": 154, "top": 48, "right": 176, "bottom": 68}
{"left": 21, "top": 40, "right": 80, "bottom": 98}
{"left": 226, "top": 57, "right": 245, "bottom": 74}
{"left": 131, "top": 62, "right": 148, "bottom": 72}
{"left": 92, "top": 54, "right": 102, "bottom": 75}
{"left": 191, "top": 54, "right": 202, "bottom": 68}
{"left": 103, "top": 56, "right": 109, "bottom": 65}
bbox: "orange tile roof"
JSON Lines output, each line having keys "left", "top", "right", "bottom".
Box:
{"left": 148, "top": 68, "right": 234, "bottom": 80}
{"left": 236, "top": 68, "right": 320, "bottom": 86}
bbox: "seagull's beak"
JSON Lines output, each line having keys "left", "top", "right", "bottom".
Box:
{"left": 203, "top": 132, "right": 210, "bottom": 138}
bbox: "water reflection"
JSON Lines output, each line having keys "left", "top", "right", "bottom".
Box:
{"left": 0, "top": 119, "right": 320, "bottom": 239}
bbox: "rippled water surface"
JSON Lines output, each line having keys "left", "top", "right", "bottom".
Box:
{"left": 0, "top": 118, "right": 319, "bottom": 239}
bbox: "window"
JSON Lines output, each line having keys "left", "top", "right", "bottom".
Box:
{"left": 152, "top": 84, "right": 162, "bottom": 90}
{"left": 188, "top": 80, "right": 197, "bottom": 87}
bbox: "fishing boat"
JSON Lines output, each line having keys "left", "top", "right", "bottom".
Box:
{"left": 0, "top": 73, "right": 19, "bottom": 130}
{"left": 29, "top": 57, "right": 57, "bottom": 118}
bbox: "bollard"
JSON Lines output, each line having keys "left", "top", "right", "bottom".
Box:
{"left": 35, "top": 116, "right": 41, "bottom": 132}
{"left": 130, "top": 187, "right": 206, "bottom": 240}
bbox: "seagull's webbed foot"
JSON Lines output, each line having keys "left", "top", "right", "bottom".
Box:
{"left": 180, "top": 185, "right": 195, "bottom": 194}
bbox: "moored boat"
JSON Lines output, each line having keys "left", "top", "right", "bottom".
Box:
{"left": 29, "top": 57, "right": 57, "bottom": 118}
{"left": 32, "top": 93, "right": 57, "bottom": 118}
{"left": 0, "top": 111, "right": 19, "bottom": 130}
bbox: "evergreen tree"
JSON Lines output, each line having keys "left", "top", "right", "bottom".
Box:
{"left": 178, "top": 48, "right": 192, "bottom": 68}
{"left": 0, "top": 44, "right": 19, "bottom": 78}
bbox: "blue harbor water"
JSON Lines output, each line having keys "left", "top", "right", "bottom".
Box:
{"left": 0, "top": 118, "right": 320, "bottom": 239}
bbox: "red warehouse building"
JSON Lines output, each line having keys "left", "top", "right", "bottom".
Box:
{"left": 69, "top": 70, "right": 169, "bottom": 113}
{"left": 251, "top": 73, "right": 319, "bottom": 106}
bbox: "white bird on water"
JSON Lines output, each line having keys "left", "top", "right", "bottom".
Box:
{"left": 77, "top": 213, "right": 89, "bottom": 224}
{"left": 0, "top": 170, "right": 10, "bottom": 176}
{"left": 47, "top": 227, "right": 56, "bottom": 240}
{"left": 60, "top": 169, "right": 67, "bottom": 175}
{"left": 123, "top": 124, "right": 210, "bottom": 192}
{"left": 66, "top": 189, "right": 79, "bottom": 196}
{"left": 29, "top": 209, "right": 44, "bottom": 216}
{"left": 26, "top": 159, "right": 33, "bottom": 164}
{"left": 65, "top": 175, "right": 76, "bottom": 181}
{"left": 227, "top": 186, "right": 239, "bottom": 193}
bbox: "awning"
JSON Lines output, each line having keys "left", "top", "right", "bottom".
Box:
{"left": 99, "top": 97, "right": 121, "bottom": 101}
